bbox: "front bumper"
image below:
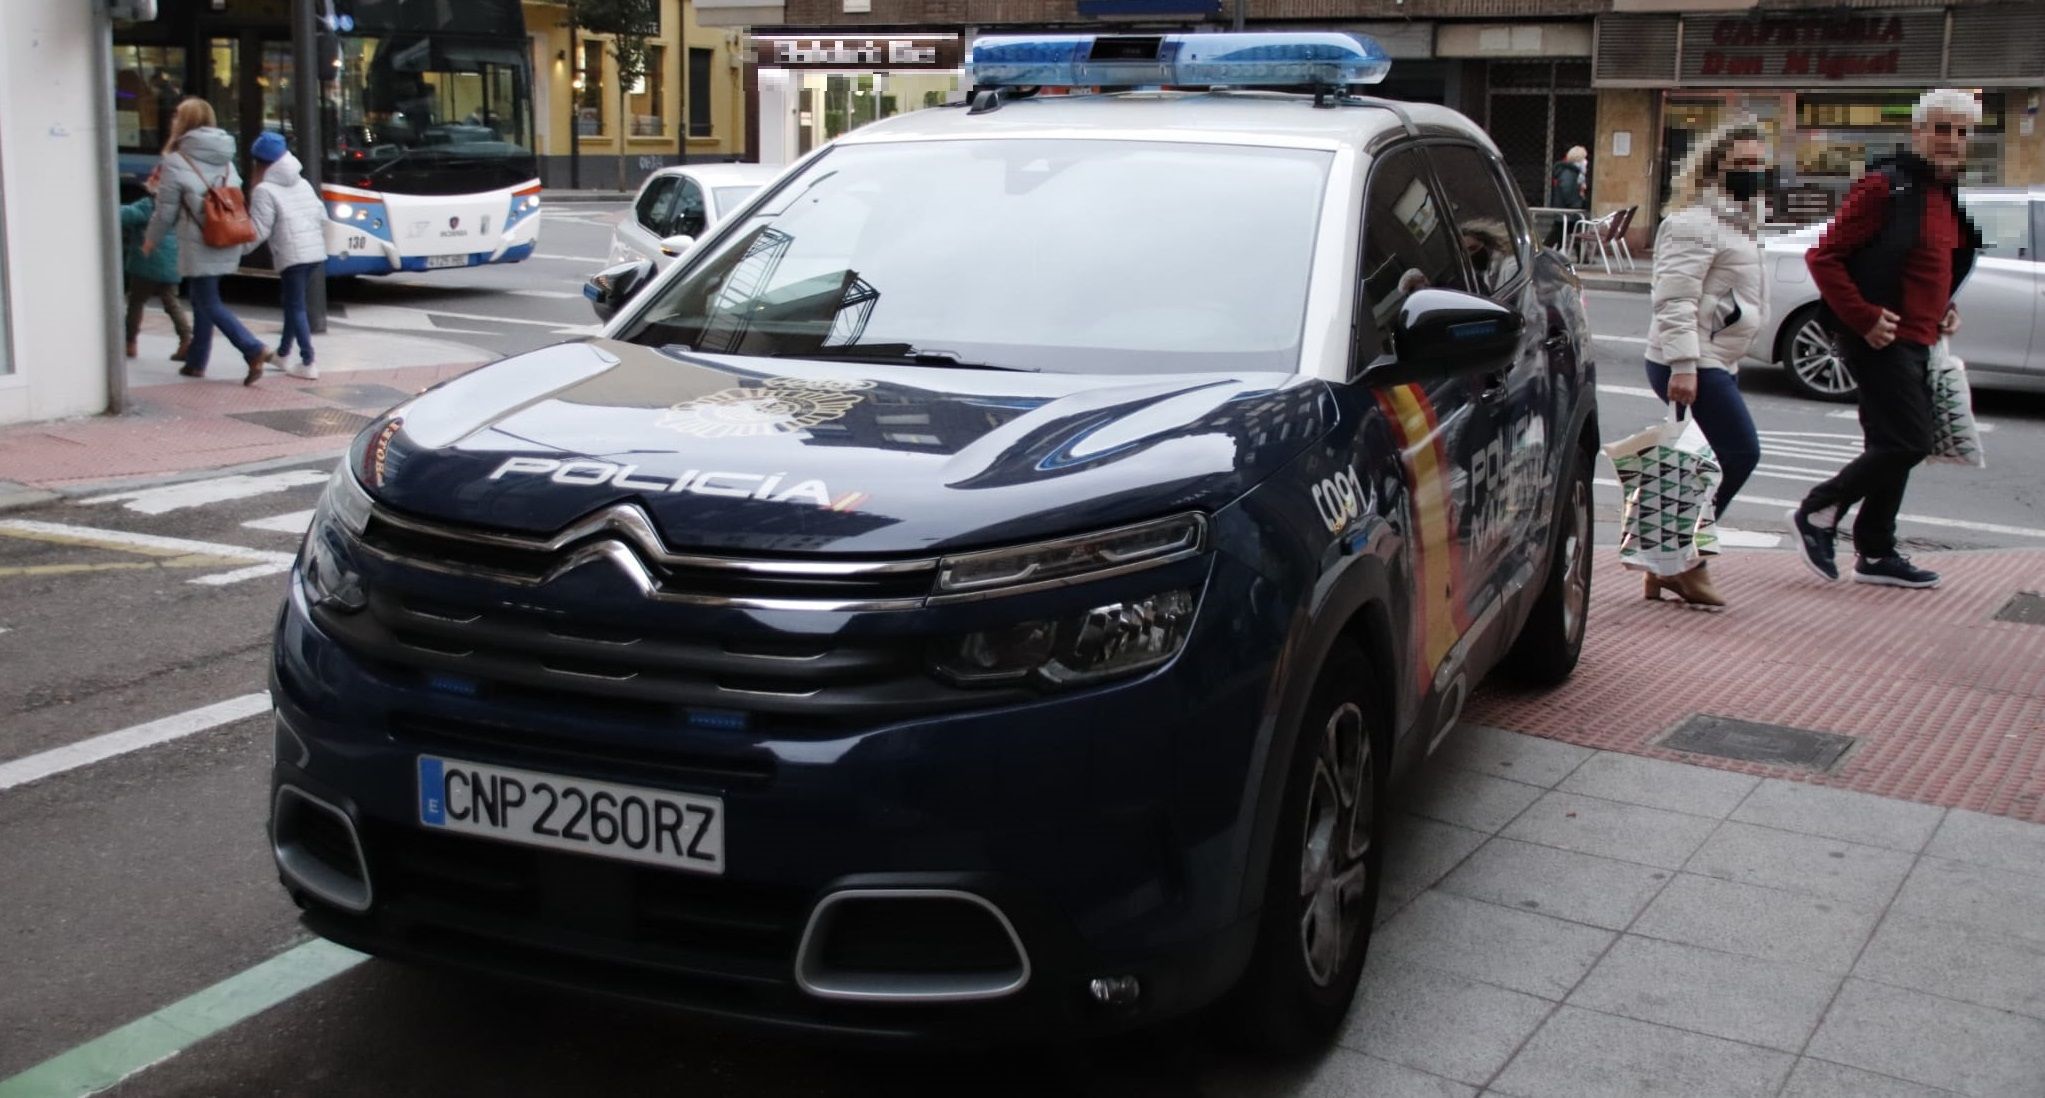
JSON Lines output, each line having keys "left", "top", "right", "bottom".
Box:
{"left": 268, "top": 544, "right": 1288, "bottom": 1043}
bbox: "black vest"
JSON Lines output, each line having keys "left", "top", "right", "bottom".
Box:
{"left": 1820, "top": 155, "right": 1982, "bottom": 336}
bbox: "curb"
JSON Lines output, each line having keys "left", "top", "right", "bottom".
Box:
{"left": 0, "top": 481, "right": 61, "bottom": 515}
{"left": 10, "top": 448, "right": 350, "bottom": 507}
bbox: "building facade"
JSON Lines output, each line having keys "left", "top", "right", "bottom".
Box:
{"left": 524, "top": 0, "right": 753, "bottom": 189}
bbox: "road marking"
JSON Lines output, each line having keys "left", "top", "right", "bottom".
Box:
{"left": 0, "top": 693, "right": 271, "bottom": 792}
{"left": 510, "top": 289, "right": 586, "bottom": 300}
{"left": 1593, "top": 334, "right": 1650, "bottom": 344}
{"left": 1750, "top": 465, "right": 1828, "bottom": 483}
{"left": 0, "top": 938, "right": 367, "bottom": 1098}
{"left": 0, "top": 520, "right": 295, "bottom": 586}
{"left": 334, "top": 302, "right": 600, "bottom": 338}
{"left": 79, "top": 470, "right": 329, "bottom": 515}
{"left": 1594, "top": 479, "right": 2045, "bottom": 539}
{"left": 1597, "top": 384, "right": 1662, "bottom": 400}
{"left": 244, "top": 510, "right": 316, "bottom": 535}
{"left": 532, "top": 252, "right": 610, "bottom": 263}
{"left": 1717, "top": 529, "right": 1785, "bottom": 548}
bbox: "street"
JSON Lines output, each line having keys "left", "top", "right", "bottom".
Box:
{"left": 3, "top": 205, "right": 2044, "bottom": 1097}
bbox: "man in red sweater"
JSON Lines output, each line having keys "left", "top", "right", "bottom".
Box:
{"left": 1788, "top": 89, "right": 1983, "bottom": 589}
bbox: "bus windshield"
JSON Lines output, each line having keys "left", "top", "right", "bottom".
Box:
{"left": 327, "top": 33, "right": 536, "bottom": 194}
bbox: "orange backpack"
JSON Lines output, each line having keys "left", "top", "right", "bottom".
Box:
{"left": 179, "top": 152, "right": 258, "bottom": 248}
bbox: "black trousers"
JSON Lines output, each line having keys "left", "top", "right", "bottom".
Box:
{"left": 1799, "top": 337, "right": 1934, "bottom": 559}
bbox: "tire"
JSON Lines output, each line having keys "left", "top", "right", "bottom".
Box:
{"left": 1228, "top": 642, "right": 1387, "bottom": 1057}
{"left": 1499, "top": 445, "right": 1593, "bottom": 686}
{"left": 1776, "top": 305, "right": 1860, "bottom": 402}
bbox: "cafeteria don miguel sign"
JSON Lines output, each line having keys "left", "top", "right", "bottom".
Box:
{"left": 1690, "top": 14, "right": 1922, "bottom": 82}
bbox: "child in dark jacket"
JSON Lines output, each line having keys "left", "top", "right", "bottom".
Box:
{"left": 119, "top": 167, "right": 194, "bottom": 360}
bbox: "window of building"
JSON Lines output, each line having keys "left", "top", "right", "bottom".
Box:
{"left": 630, "top": 44, "right": 665, "bottom": 136}
{"left": 577, "top": 39, "right": 606, "bottom": 136}
{"left": 689, "top": 48, "right": 714, "bottom": 137}
{"left": 1427, "top": 143, "right": 1528, "bottom": 298}
{"left": 112, "top": 45, "right": 189, "bottom": 154}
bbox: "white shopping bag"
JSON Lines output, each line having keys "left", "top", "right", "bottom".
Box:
{"left": 1604, "top": 405, "right": 1722, "bottom": 577}
{"left": 1927, "top": 338, "right": 1987, "bottom": 468}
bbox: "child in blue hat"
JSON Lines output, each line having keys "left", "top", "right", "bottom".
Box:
{"left": 246, "top": 131, "right": 330, "bottom": 379}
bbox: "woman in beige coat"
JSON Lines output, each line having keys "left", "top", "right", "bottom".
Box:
{"left": 1641, "top": 120, "right": 1772, "bottom": 608}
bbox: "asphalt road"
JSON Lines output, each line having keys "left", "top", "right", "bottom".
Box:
{"left": 3, "top": 219, "right": 2042, "bottom": 1094}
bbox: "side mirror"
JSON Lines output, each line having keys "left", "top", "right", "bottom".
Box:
{"left": 584, "top": 259, "right": 654, "bottom": 323}
{"left": 659, "top": 233, "right": 696, "bottom": 258}
{"left": 1360, "top": 288, "right": 1523, "bottom": 387}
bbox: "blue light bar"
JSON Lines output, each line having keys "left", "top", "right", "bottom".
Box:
{"left": 965, "top": 32, "right": 1391, "bottom": 90}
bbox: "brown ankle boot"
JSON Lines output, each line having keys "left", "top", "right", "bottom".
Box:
{"left": 125, "top": 339, "right": 138, "bottom": 358}
{"left": 1644, "top": 573, "right": 1671, "bottom": 600}
{"left": 1669, "top": 562, "right": 1727, "bottom": 609}
{"left": 170, "top": 337, "right": 192, "bottom": 362}
{"left": 244, "top": 348, "right": 274, "bottom": 386}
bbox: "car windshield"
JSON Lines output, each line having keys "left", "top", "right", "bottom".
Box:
{"left": 713, "top": 186, "right": 760, "bottom": 215}
{"left": 622, "top": 139, "right": 1333, "bottom": 374}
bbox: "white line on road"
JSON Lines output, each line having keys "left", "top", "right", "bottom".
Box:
{"left": 0, "top": 520, "right": 296, "bottom": 586}
{"left": 78, "top": 470, "right": 329, "bottom": 515}
{"left": 244, "top": 510, "right": 317, "bottom": 535}
{"left": 1593, "top": 335, "right": 1650, "bottom": 344}
{"left": 1598, "top": 384, "right": 1662, "bottom": 400}
{"left": 510, "top": 289, "right": 587, "bottom": 300}
{"left": 0, "top": 693, "right": 271, "bottom": 792}
{"left": 1750, "top": 464, "right": 1828, "bottom": 483}
{"left": 1594, "top": 479, "right": 2045, "bottom": 540}
{"left": 532, "top": 253, "right": 609, "bottom": 263}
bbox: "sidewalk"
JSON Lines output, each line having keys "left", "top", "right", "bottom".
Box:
{"left": 0, "top": 305, "right": 491, "bottom": 500}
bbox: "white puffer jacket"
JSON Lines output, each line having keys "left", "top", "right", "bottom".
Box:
{"left": 1646, "top": 190, "right": 1769, "bottom": 375}
{"left": 247, "top": 152, "right": 330, "bottom": 270}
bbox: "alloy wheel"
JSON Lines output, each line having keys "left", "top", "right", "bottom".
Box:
{"left": 1298, "top": 702, "right": 1374, "bottom": 988}
{"left": 1790, "top": 318, "right": 1858, "bottom": 398}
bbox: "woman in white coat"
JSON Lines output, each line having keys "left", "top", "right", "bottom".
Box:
{"left": 1641, "top": 119, "right": 1772, "bottom": 608}
{"left": 246, "top": 131, "right": 329, "bottom": 379}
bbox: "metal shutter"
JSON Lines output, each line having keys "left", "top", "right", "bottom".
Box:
{"left": 1948, "top": 3, "right": 2045, "bottom": 84}
{"left": 1594, "top": 15, "right": 1678, "bottom": 86}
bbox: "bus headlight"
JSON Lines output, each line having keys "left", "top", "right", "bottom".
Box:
{"left": 332, "top": 202, "right": 355, "bottom": 221}
{"left": 931, "top": 588, "right": 1197, "bottom": 688}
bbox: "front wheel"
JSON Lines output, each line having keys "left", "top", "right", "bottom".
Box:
{"left": 1228, "top": 643, "right": 1385, "bottom": 1056}
{"left": 1499, "top": 448, "right": 1592, "bottom": 686}
{"left": 1777, "top": 306, "right": 1860, "bottom": 402}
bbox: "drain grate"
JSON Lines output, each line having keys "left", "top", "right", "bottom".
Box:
{"left": 1993, "top": 591, "right": 2045, "bottom": 627}
{"left": 1656, "top": 715, "right": 1856, "bottom": 772}
{"left": 301, "top": 383, "right": 410, "bottom": 410}
{"left": 228, "top": 408, "right": 376, "bottom": 439}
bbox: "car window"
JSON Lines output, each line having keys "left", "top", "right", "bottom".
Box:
{"left": 713, "top": 186, "right": 760, "bottom": 217}
{"left": 624, "top": 139, "right": 1332, "bottom": 375}
{"left": 636, "top": 177, "right": 679, "bottom": 233}
{"left": 1964, "top": 198, "right": 2031, "bottom": 261}
{"left": 1427, "top": 144, "right": 1526, "bottom": 297}
{"left": 673, "top": 177, "right": 708, "bottom": 239}
{"left": 1360, "top": 146, "right": 1466, "bottom": 352}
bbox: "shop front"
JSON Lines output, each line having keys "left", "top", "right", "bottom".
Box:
{"left": 751, "top": 32, "right": 964, "bottom": 167}
{"left": 1595, "top": 5, "right": 2045, "bottom": 232}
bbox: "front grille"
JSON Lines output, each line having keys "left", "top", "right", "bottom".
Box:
{"left": 357, "top": 505, "right": 938, "bottom": 610}
{"left": 315, "top": 586, "right": 1029, "bottom": 726}
{"left": 390, "top": 712, "right": 777, "bottom": 787}
{"left": 366, "top": 822, "right": 804, "bottom": 983}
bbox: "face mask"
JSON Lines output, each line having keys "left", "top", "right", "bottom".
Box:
{"left": 1724, "top": 170, "right": 1766, "bottom": 202}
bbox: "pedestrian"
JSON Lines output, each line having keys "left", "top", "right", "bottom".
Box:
{"left": 118, "top": 166, "right": 193, "bottom": 363}
{"left": 1788, "top": 88, "right": 1984, "bottom": 590}
{"left": 142, "top": 96, "right": 275, "bottom": 385}
{"left": 246, "top": 131, "right": 328, "bottom": 380}
{"left": 1547, "top": 146, "right": 1590, "bottom": 247}
{"left": 1640, "top": 119, "right": 1771, "bottom": 609}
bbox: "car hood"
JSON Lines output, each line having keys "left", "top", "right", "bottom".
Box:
{"left": 368, "top": 340, "right": 1334, "bottom": 556}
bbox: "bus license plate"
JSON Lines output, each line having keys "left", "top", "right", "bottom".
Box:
{"left": 417, "top": 755, "right": 724, "bottom": 874}
{"left": 425, "top": 254, "right": 470, "bottom": 269}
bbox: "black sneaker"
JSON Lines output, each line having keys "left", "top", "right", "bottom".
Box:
{"left": 1787, "top": 507, "right": 1839, "bottom": 582}
{"left": 1853, "top": 555, "right": 1941, "bottom": 589}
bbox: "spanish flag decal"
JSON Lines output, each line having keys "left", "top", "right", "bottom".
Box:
{"left": 1375, "top": 384, "right": 1473, "bottom": 693}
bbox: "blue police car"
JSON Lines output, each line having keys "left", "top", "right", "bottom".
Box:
{"left": 270, "top": 32, "right": 1598, "bottom": 1050}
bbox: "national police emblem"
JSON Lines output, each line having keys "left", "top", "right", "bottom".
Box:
{"left": 657, "top": 377, "right": 876, "bottom": 439}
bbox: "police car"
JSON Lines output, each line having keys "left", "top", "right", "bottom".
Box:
{"left": 270, "top": 32, "right": 1598, "bottom": 1050}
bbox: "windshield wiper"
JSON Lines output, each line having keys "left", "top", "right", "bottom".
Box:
{"left": 768, "top": 344, "right": 1035, "bottom": 371}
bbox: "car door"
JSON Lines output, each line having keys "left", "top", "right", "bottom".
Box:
{"left": 1423, "top": 141, "right": 1555, "bottom": 627}
{"left": 618, "top": 175, "right": 679, "bottom": 265}
{"left": 1353, "top": 143, "right": 1490, "bottom": 702}
{"left": 1952, "top": 193, "right": 2037, "bottom": 374}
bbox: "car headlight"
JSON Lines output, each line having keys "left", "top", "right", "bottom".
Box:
{"left": 934, "top": 513, "right": 1205, "bottom": 600}
{"left": 931, "top": 588, "right": 1198, "bottom": 688}
{"left": 301, "top": 463, "right": 372, "bottom": 613}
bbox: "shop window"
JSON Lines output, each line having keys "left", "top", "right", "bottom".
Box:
{"left": 577, "top": 39, "right": 606, "bottom": 136}
{"left": 689, "top": 48, "right": 714, "bottom": 137}
{"left": 112, "top": 45, "right": 188, "bottom": 153}
{"left": 629, "top": 45, "right": 665, "bottom": 136}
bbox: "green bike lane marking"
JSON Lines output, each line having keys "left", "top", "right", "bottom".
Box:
{"left": 0, "top": 939, "right": 366, "bottom": 1098}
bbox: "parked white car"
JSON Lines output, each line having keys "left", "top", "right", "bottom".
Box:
{"left": 1755, "top": 185, "right": 2044, "bottom": 400}
{"left": 610, "top": 163, "right": 783, "bottom": 269}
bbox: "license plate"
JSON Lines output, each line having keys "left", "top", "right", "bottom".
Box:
{"left": 425, "top": 254, "right": 470, "bottom": 269}
{"left": 417, "top": 755, "right": 723, "bottom": 874}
